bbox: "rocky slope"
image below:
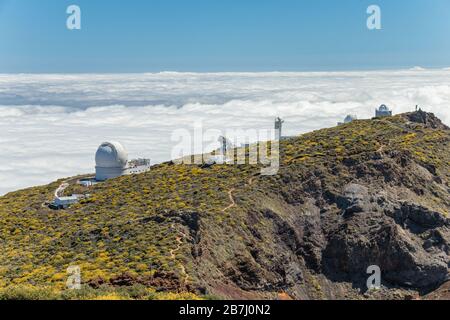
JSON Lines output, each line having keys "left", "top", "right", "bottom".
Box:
{"left": 0, "top": 111, "right": 448, "bottom": 300}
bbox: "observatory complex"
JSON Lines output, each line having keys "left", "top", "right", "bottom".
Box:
{"left": 95, "top": 141, "right": 151, "bottom": 181}
{"left": 376, "top": 104, "right": 393, "bottom": 117}
{"left": 49, "top": 141, "right": 150, "bottom": 210}
{"left": 337, "top": 104, "right": 393, "bottom": 126}
{"left": 49, "top": 105, "right": 399, "bottom": 210}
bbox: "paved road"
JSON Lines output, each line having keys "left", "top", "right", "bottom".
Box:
{"left": 54, "top": 182, "right": 69, "bottom": 199}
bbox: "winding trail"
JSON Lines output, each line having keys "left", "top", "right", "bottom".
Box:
{"left": 221, "top": 176, "right": 257, "bottom": 213}
{"left": 169, "top": 223, "right": 190, "bottom": 285}
{"left": 221, "top": 188, "right": 236, "bottom": 213}
{"left": 168, "top": 175, "right": 259, "bottom": 284}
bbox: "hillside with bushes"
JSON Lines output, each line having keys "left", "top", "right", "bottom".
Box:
{"left": 0, "top": 111, "right": 449, "bottom": 300}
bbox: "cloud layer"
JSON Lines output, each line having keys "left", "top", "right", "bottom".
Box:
{"left": 0, "top": 70, "right": 449, "bottom": 195}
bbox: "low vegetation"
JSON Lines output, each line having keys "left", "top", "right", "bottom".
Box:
{"left": 0, "top": 112, "right": 448, "bottom": 299}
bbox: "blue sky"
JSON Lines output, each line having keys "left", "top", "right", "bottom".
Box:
{"left": 0, "top": 0, "right": 449, "bottom": 72}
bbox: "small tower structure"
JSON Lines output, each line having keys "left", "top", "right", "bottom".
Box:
{"left": 218, "top": 136, "right": 228, "bottom": 156}
{"left": 275, "top": 117, "right": 284, "bottom": 141}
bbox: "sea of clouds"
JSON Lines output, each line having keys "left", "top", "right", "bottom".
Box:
{"left": 0, "top": 69, "right": 449, "bottom": 195}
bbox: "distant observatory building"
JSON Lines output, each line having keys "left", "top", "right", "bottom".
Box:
{"left": 95, "top": 141, "right": 151, "bottom": 181}
{"left": 376, "top": 104, "right": 392, "bottom": 117}
{"left": 206, "top": 136, "right": 233, "bottom": 165}
{"left": 275, "top": 117, "right": 285, "bottom": 141}
{"left": 218, "top": 136, "right": 233, "bottom": 156}
{"left": 338, "top": 114, "right": 357, "bottom": 126}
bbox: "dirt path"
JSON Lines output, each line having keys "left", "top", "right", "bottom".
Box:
{"left": 221, "top": 176, "right": 258, "bottom": 213}
{"left": 169, "top": 223, "right": 190, "bottom": 285}
{"left": 169, "top": 176, "right": 257, "bottom": 285}
{"left": 222, "top": 188, "right": 236, "bottom": 213}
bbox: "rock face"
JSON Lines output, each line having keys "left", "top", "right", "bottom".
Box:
{"left": 323, "top": 207, "right": 449, "bottom": 290}
{"left": 186, "top": 112, "right": 450, "bottom": 299}
{"left": 403, "top": 110, "right": 449, "bottom": 130}
{"left": 339, "top": 183, "right": 370, "bottom": 215}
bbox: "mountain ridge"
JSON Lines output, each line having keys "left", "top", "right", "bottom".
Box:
{"left": 0, "top": 110, "right": 449, "bottom": 300}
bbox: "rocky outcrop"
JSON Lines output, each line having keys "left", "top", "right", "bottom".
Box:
{"left": 338, "top": 183, "right": 371, "bottom": 215}
{"left": 403, "top": 110, "right": 449, "bottom": 130}
{"left": 322, "top": 209, "right": 449, "bottom": 289}
{"left": 193, "top": 112, "right": 450, "bottom": 299}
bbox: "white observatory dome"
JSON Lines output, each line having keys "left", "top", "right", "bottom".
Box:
{"left": 379, "top": 104, "right": 389, "bottom": 112}
{"left": 95, "top": 141, "right": 128, "bottom": 168}
{"left": 95, "top": 141, "right": 128, "bottom": 181}
{"left": 375, "top": 104, "right": 393, "bottom": 117}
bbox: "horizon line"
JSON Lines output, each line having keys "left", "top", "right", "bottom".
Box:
{"left": 1, "top": 66, "right": 450, "bottom": 76}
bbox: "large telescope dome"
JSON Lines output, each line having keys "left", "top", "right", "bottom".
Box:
{"left": 95, "top": 141, "right": 128, "bottom": 181}
{"left": 95, "top": 141, "right": 128, "bottom": 168}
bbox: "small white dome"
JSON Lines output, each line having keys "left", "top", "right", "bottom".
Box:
{"left": 95, "top": 141, "right": 128, "bottom": 168}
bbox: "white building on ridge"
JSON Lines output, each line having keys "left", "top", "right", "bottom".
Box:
{"left": 376, "top": 104, "right": 393, "bottom": 117}
{"left": 95, "top": 141, "right": 151, "bottom": 181}
{"left": 52, "top": 195, "right": 80, "bottom": 209}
